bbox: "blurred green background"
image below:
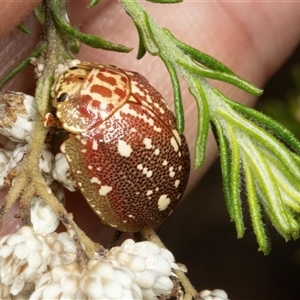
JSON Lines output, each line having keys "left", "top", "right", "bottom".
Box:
{"left": 158, "top": 45, "right": 300, "bottom": 300}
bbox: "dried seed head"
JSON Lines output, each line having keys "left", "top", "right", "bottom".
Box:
{"left": 0, "top": 93, "right": 37, "bottom": 143}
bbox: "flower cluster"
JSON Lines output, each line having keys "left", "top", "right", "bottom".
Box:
{"left": 0, "top": 92, "right": 76, "bottom": 234}
{"left": 0, "top": 226, "right": 187, "bottom": 299}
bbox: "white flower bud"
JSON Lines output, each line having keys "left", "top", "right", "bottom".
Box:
{"left": 31, "top": 263, "right": 85, "bottom": 300}
{"left": 31, "top": 183, "right": 66, "bottom": 234}
{"left": 30, "top": 197, "right": 60, "bottom": 234}
{"left": 0, "top": 227, "right": 52, "bottom": 297}
{"left": 52, "top": 153, "right": 77, "bottom": 191}
{"left": 199, "top": 289, "right": 229, "bottom": 300}
{"left": 45, "top": 230, "right": 77, "bottom": 268}
{"left": 67, "top": 59, "right": 81, "bottom": 69}
{"left": 79, "top": 257, "right": 143, "bottom": 300}
{"left": 0, "top": 93, "right": 37, "bottom": 143}
{"left": 107, "top": 239, "right": 182, "bottom": 299}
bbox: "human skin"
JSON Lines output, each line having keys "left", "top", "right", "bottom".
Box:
{"left": 1, "top": 1, "right": 300, "bottom": 240}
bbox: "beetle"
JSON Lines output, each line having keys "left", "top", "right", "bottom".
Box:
{"left": 51, "top": 61, "right": 190, "bottom": 232}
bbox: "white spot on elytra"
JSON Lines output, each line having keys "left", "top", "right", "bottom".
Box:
{"left": 178, "top": 165, "right": 182, "bottom": 171}
{"left": 137, "top": 164, "right": 143, "bottom": 170}
{"left": 99, "top": 185, "right": 112, "bottom": 196}
{"left": 81, "top": 149, "right": 87, "bottom": 153}
{"left": 90, "top": 177, "right": 101, "bottom": 185}
{"left": 143, "top": 138, "right": 152, "bottom": 149}
{"left": 80, "top": 138, "right": 87, "bottom": 145}
{"left": 88, "top": 165, "right": 93, "bottom": 170}
{"left": 158, "top": 194, "right": 171, "bottom": 211}
{"left": 142, "top": 167, "right": 153, "bottom": 178}
{"left": 130, "top": 127, "right": 137, "bottom": 133}
{"left": 154, "top": 126, "right": 162, "bottom": 132}
{"left": 169, "top": 166, "right": 175, "bottom": 178}
{"left": 154, "top": 148, "right": 160, "bottom": 155}
{"left": 92, "top": 139, "right": 98, "bottom": 151}
{"left": 170, "top": 137, "right": 179, "bottom": 152}
{"left": 118, "top": 140, "right": 132, "bottom": 157}
{"left": 174, "top": 179, "right": 180, "bottom": 188}
{"left": 145, "top": 94, "right": 153, "bottom": 104}
{"left": 146, "top": 190, "right": 153, "bottom": 196}
{"left": 154, "top": 102, "right": 165, "bottom": 114}
{"left": 162, "top": 160, "right": 168, "bottom": 166}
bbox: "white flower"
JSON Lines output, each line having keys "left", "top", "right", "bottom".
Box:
{"left": 0, "top": 227, "right": 52, "bottom": 297}
{"left": 52, "top": 153, "right": 77, "bottom": 191}
{"left": 0, "top": 93, "right": 37, "bottom": 143}
{"left": 30, "top": 197, "right": 60, "bottom": 234}
{"left": 199, "top": 289, "right": 229, "bottom": 300}
{"left": 107, "top": 239, "right": 181, "bottom": 299}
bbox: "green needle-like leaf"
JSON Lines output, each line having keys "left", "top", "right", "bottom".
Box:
{"left": 160, "top": 54, "right": 184, "bottom": 133}
{"left": 17, "top": 24, "right": 31, "bottom": 34}
{"left": 163, "top": 29, "right": 234, "bottom": 75}
{"left": 211, "top": 117, "right": 234, "bottom": 220}
{"left": 219, "top": 91, "right": 300, "bottom": 154}
{"left": 189, "top": 79, "right": 210, "bottom": 168}
{"left": 135, "top": 25, "right": 147, "bottom": 59}
{"left": 243, "top": 160, "right": 270, "bottom": 254}
{"left": 0, "top": 44, "right": 45, "bottom": 90}
{"left": 227, "top": 125, "right": 244, "bottom": 238}
{"left": 50, "top": 0, "right": 131, "bottom": 53}
{"left": 88, "top": 0, "right": 101, "bottom": 8}
{"left": 146, "top": 0, "right": 182, "bottom": 2}
{"left": 178, "top": 59, "right": 262, "bottom": 96}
